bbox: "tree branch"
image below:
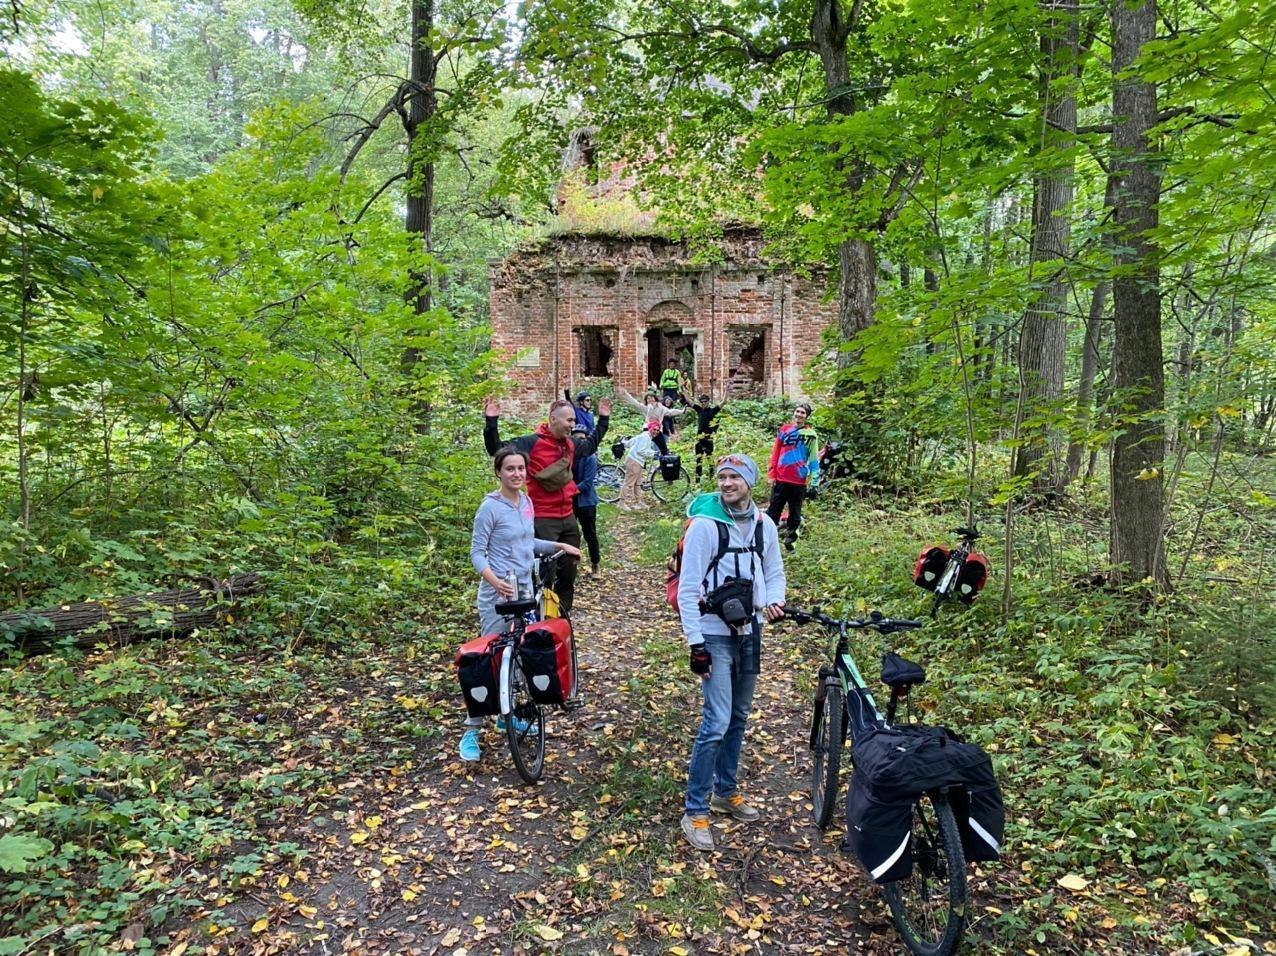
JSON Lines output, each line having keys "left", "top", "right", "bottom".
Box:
{"left": 340, "top": 85, "right": 408, "bottom": 181}
{"left": 352, "top": 172, "right": 409, "bottom": 224}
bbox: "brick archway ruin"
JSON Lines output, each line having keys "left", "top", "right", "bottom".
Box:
{"left": 488, "top": 229, "right": 836, "bottom": 412}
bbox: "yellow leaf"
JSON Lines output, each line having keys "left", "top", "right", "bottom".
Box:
{"left": 575, "top": 864, "right": 589, "bottom": 880}
{"left": 251, "top": 917, "right": 268, "bottom": 934}
{"left": 299, "top": 905, "right": 317, "bottom": 919}
{"left": 92, "top": 186, "right": 104, "bottom": 202}
{"left": 276, "top": 873, "right": 289, "bottom": 889}
{"left": 769, "top": 875, "right": 786, "bottom": 886}
{"left": 365, "top": 815, "right": 383, "bottom": 830}
{"left": 402, "top": 889, "right": 417, "bottom": 902}
{"left": 1056, "top": 874, "right": 1090, "bottom": 891}
{"left": 1213, "top": 733, "right": 1237, "bottom": 747}
{"left": 669, "top": 948, "right": 689, "bottom": 956}
{"left": 350, "top": 831, "right": 369, "bottom": 845}
{"left": 535, "top": 925, "right": 564, "bottom": 941}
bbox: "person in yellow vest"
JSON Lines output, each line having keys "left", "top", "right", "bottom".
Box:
{"left": 659, "top": 360, "right": 686, "bottom": 404}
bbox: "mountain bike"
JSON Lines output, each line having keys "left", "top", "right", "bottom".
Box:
{"left": 492, "top": 553, "right": 578, "bottom": 783}
{"left": 926, "top": 526, "right": 982, "bottom": 618}
{"left": 785, "top": 607, "right": 969, "bottom": 956}
{"left": 596, "top": 453, "right": 693, "bottom": 504}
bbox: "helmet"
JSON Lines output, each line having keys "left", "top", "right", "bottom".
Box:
{"left": 575, "top": 391, "right": 591, "bottom": 403}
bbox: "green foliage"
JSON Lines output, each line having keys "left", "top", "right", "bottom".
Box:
{"left": 784, "top": 480, "right": 1275, "bottom": 951}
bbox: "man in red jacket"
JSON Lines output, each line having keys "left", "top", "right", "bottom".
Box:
{"left": 483, "top": 396, "right": 611, "bottom": 614}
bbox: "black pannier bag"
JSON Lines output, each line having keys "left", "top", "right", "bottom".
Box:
{"left": 455, "top": 634, "right": 501, "bottom": 718}
{"left": 913, "top": 546, "right": 949, "bottom": 591}
{"left": 659, "top": 454, "right": 682, "bottom": 481}
{"left": 518, "top": 618, "right": 574, "bottom": 705}
{"left": 956, "top": 553, "right": 989, "bottom": 604}
{"left": 846, "top": 724, "right": 1004, "bottom": 883}
{"left": 611, "top": 439, "right": 625, "bottom": 460}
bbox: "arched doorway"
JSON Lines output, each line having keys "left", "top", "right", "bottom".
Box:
{"left": 645, "top": 300, "right": 696, "bottom": 389}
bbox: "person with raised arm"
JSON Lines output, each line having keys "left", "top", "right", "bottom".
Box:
{"left": 482, "top": 394, "right": 610, "bottom": 615}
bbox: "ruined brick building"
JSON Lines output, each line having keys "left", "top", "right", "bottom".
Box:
{"left": 487, "top": 137, "right": 838, "bottom": 407}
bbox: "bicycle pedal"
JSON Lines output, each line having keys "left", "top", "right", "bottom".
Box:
{"left": 562, "top": 695, "right": 587, "bottom": 712}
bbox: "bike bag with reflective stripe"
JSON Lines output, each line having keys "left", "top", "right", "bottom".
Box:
{"left": 846, "top": 724, "right": 1004, "bottom": 881}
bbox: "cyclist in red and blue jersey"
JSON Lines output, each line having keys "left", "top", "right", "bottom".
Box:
{"left": 765, "top": 403, "right": 820, "bottom": 551}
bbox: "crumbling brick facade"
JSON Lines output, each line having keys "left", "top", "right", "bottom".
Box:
{"left": 489, "top": 227, "right": 836, "bottom": 411}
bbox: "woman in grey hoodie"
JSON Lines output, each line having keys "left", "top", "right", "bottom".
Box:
{"left": 461, "top": 446, "right": 581, "bottom": 761}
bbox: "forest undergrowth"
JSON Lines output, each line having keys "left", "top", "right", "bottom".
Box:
{"left": 1, "top": 410, "right": 1273, "bottom": 954}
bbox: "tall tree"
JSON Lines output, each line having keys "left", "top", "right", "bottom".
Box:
{"left": 1108, "top": 0, "right": 1167, "bottom": 587}
{"left": 1013, "top": 0, "right": 1080, "bottom": 493}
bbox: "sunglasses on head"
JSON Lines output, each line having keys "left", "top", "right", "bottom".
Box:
{"left": 717, "top": 455, "right": 747, "bottom": 467}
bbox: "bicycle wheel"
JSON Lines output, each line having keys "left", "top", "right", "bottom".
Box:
{"left": 502, "top": 646, "right": 545, "bottom": 784}
{"left": 881, "top": 791, "right": 968, "bottom": 956}
{"left": 650, "top": 467, "right": 692, "bottom": 503}
{"left": 810, "top": 682, "right": 843, "bottom": 829}
{"left": 596, "top": 464, "right": 622, "bottom": 504}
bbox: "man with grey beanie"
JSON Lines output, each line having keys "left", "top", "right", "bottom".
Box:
{"left": 676, "top": 452, "right": 786, "bottom": 851}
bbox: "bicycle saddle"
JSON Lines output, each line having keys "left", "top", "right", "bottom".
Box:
{"left": 881, "top": 651, "right": 926, "bottom": 690}
{"left": 954, "top": 526, "right": 981, "bottom": 540}
{"left": 495, "top": 599, "right": 537, "bottom": 618}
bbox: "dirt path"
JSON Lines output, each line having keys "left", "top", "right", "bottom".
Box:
{"left": 203, "top": 513, "right": 974, "bottom": 955}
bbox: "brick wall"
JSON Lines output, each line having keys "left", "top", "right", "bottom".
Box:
{"left": 489, "top": 229, "right": 836, "bottom": 416}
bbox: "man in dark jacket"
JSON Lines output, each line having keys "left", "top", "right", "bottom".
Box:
{"left": 564, "top": 388, "right": 595, "bottom": 433}
{"left": 483, "top": 396, "right": 611, "bottom": 614}
{"left": 570, "top": 422, "right": 601, "bottom": 576}
{"left": 680, "top": 389, "right": 725, "bottom": 479}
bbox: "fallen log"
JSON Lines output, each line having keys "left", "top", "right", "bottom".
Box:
{"left": 0, "top": 572, "right": 264, "bottom": 654}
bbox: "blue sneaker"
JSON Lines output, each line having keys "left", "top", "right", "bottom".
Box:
{"left": 496, "top": 714, "right": 539, "bottom": 736}
{"left": 459, "top": 728, "right": 481, "bottom": 762}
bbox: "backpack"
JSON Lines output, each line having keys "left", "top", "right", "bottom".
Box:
{"left": 666, "top": 518, "right": 765, "bottom": 613}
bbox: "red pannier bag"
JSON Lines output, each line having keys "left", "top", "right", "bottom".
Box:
{"left": 455, "top": 634, "right": 502, "bottom": 718}
{"left": 913, "top": 545, "right": 949, "bottom": 591}
{"left": 519, "top": 618, "right": 575, "bottom": 705}
{"left": 957, "top": 553, "right": 989, "bottom": 604}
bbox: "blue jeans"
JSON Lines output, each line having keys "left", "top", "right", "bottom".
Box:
{"left": 685, "top": 630, "right": 759, "bottom": 815}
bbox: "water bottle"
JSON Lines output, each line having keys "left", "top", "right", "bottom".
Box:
{"left": 505, "top": 570, "right": 519, "bottom": 601}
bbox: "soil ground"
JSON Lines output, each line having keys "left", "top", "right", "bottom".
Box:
{"left": 200, "top": 513, "right": 1001, "bottom": 955}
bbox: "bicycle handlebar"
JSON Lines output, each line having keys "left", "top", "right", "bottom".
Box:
{"left": 782, "top": 607, "right": 924, "bottom": 635}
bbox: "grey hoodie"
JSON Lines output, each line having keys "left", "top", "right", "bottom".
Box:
{"left": 676, "top": 492, "right": 786, "bottom": 646}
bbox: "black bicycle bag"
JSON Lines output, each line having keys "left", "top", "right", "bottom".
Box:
{"left": 455, "top": 633, "right": 502, "bottom": 718}
{"left": 913, "top": 546, "right": 949, "bottom": 591}
{"left": 659, "top": 454, "right": 682, "bottom": 481}
{"left": 846, "top": 724, "right": 1004, "bottom": 883}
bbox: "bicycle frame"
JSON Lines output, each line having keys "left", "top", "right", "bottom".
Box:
{"left": 815, "top": 621, "right": 914, "bottom": 744}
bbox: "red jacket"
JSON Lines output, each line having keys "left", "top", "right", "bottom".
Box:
{"left": 524, "top": 424, "right": 577, "bottom": 518}
{"left": 483, "top": 414, "right": 610, "bottom": 520}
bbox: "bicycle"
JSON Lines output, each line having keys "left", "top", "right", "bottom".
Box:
{"left": 921, "top": 526, "right": 985, "bottom": 618}
{"left": 596, "top": 453, "right": 693, "bottom": 504}
{"left": 491, "top": 553, "right": 579, "bottom": 784}
{"left": 785, "top": 607, "right": 969, "bottom": 956}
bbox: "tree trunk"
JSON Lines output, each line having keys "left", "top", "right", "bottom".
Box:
{"left": 836, "top": 238, "right": 877, "bottom": 361}
{"left": 1108, "top": 0, "right": 1167, "bottom": 588}
{"left": 1013, "top": 0, "right": 1079, "bottom": 492}
{"left": 810, "top": 0, "right": 879, "bottom": 369}
{"left": 1, "top": 573, "right": 265, "bottom": 654}
{"left": 404, "top": 0, "right": 436, "bottom": 318}
{"left": 1062, "top": 280, "right": 1108, "bottom": 487}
